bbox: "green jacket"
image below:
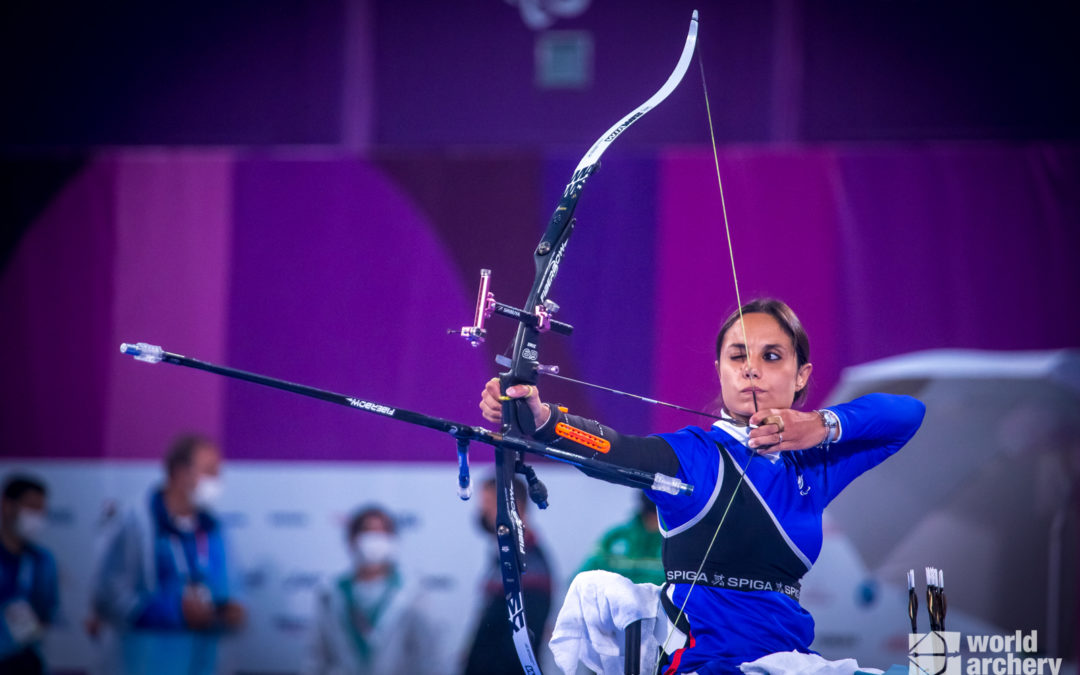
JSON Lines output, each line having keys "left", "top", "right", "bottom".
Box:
{"left": 578, "top": 514, "right": 664, "bottom": 585}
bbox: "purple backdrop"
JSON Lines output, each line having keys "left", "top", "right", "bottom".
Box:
{"left": 2, "top": 144, "right": 1078, "bottom": 459}
{"left": 222, "top": 156, "right": 489, "bottom": 461}
{"left": 652, "top": 144, "right": 1080, "bottom": 432}
{"left": 1, "top": 159, "right": 116, "bottom": 457}
{"left": 654, "top": 148, "right": 842, "bottom": 432}
{"left": 9, "top": 2, "right": 1075, "bottom": 149}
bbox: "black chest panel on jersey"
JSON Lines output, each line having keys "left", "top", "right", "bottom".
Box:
{"left": 662, "top": 442, "right": 808, "bottom": 600}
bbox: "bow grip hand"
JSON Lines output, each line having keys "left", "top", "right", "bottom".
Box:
{"left": 479, "top": 378, "right": 550, "bottom": 432}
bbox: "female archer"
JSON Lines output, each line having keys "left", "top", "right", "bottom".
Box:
{"left": 479, "top": 298, "right": 925, "bottom": 674}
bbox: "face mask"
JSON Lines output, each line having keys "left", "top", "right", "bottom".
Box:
{"left": 16, "top": 510, "right": 46, "bottom": 542}
{"left": 192, "top": 477, "right": 224, "bottom": 510}
{"left": 352, "top": 532, "right": 398, "bottom": 568}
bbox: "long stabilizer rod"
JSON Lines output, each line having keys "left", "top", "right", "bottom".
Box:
{"left": 119, "top": 342, "right": 693, "bottom": 497}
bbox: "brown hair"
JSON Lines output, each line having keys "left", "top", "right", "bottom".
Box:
{"left": 715, "top": 298, "right": 811, "bottom": 406}
{"left": 2, "top": 475, "right": 46, "bottom": 502}
{"left": 347, "top": 505, "right": 397, "bottom": 540}
{"left": 164, "top": 433, "right": 217, "bottom": 478}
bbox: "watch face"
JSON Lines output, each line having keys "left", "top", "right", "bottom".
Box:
{"left": 816, "top": 410, "right": 839, "bottom": 446}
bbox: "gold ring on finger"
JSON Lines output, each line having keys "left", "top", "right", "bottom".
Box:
{"left": 764, "top": 414, "right": 785, "bottom": 433}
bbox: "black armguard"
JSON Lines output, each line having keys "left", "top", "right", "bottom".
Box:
{"left": 535, "top": 404, "right": 680, "bottom": 478}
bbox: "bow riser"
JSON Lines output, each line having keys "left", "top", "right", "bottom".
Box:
{"left": 492, "top": 446, "right": 541, "bottom": 674}
{"left": 494, "top": 168, "right": 595, "bottom": 675}
{"left": 502, "top": 172, "right": 592, "bottom": 435}
{"left": 482, "top": 13, "right": 701, "bottom": 675}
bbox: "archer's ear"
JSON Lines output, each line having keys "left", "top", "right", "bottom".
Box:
{"left": 796, "top": 362, "right": 813, "bottom": 390}
{"left": 714, "top": 360, "right": 723, "bottom": 380}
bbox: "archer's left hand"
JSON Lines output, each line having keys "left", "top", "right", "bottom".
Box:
{"left": 747, "top": 409, "right": 828, "bottom": 453}
{"left": 479, "top": 378, "right": 551, "bottom": 428}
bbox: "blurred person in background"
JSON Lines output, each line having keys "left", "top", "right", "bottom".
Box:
{"left": 578, "top": 490, "right": 664, "bottom": 586}
{"left": 0, "top": 475, "right": 57, "bottom": 675}
{"left": 461, "top": 476, "right": 553, "bottom": 675}
{"left": 90, "top": 433, "right": 245, "bottom": 675}
{"left": 307, "top": 504, "right": 446, "bottom": 675}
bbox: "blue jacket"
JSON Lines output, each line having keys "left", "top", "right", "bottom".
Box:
{"left": 92, "top": 488, "right": 233, "bottom": 630}
{"left": 0, "top": 539, "right": 58, "bottom": 657}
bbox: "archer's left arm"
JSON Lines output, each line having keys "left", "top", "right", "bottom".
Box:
{"left": 817, "top": 393, "right": 926, "bottom": 503}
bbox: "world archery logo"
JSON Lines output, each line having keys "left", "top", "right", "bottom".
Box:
{"left": 909, "top": 631, "right": 961, "bottom": 675}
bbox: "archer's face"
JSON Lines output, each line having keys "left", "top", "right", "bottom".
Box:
{"left": 715, "top": 312, "right": 811, "bottom": 421}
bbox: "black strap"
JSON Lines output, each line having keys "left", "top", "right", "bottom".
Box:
{"left": 663, "top": 569, "right": 801, "bottom": 601}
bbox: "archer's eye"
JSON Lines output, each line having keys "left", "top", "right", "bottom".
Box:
{"left": 763, "top": 351, "right": 782, "bottom": 362}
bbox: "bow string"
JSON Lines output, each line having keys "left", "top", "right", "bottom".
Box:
{"left": 651, "top": 42, "right": 766, "bottom": 675}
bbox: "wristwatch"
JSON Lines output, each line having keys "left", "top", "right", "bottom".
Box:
{"left": 815, "top": 408, "right": 840, "bottom": 448}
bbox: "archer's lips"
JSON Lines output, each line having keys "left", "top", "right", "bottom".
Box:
{"left": 741, "top": 387, "right": 765, "bottom": 394}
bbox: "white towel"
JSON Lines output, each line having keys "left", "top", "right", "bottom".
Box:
{"left": 549, "top": 570, "right": 664, "bottom": 675}
{"left": 739, "top": 650, "right": 883, "bottom": 675}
